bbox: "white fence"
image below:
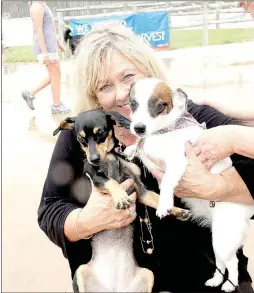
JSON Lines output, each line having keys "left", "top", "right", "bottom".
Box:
{"left": 2, "top": 1, "right": 254, "bottom": 48}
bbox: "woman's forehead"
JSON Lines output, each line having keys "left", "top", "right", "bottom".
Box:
{"left": 98, "top": 51, "right": 140, "bottom": 83}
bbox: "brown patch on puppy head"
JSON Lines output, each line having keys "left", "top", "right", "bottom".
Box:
{"left": 148, "top": 81, "right": 173, "bottom": 117}
{"left": 79, "top": 130, "right": 86, "bottom": 138}
{"left": 93, "top": 127, "right": 99, "bottom": 134}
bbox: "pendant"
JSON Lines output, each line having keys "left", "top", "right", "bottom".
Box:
{"left": 209, "top": 201, "right": 215, "bottom": 208}
{"left": 146, "top": 248, "right": 153, "bottom": 255}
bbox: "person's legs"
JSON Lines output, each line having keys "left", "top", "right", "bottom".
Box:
{"left": 46, "top": 61, "right": 70, "bottom": 114}
{"left": 29, "top": 75, "right": 51, "bottom": 96}
{"left": 22, "top": 75, "right": 51, "bottom": 110}
{"left": 45, "top": 61, "right": 61, "bottom": 105}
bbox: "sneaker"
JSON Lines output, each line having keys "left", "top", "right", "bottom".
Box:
{"left": 21, "top": 90, "right": 35, "bottom": 110}
{"left": 51, "top": 103, "right": 71, "bottom": 114}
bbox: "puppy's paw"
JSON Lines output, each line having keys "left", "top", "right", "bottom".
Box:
{"left": 156, "top": 204, "right": 172, "bottom": 219}
{"left": 205, "top": 275, "right": 224, "bottom": 287}
{"left": 221, "top": 281, "right": 236, "bottom": 292}
{"left": 156, "top": 192, "right": 174, "bottom": 219}
{"left": 175, "top": 209, "right": 192, "bottom": 222}
{"left": 114, "top": 190, "right": 133, "bottom": 210}
{"left": 123, "top": 145, "right": 137, "bottom": 160}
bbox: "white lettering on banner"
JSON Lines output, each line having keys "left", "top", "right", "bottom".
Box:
{"left": 74, "top": 18, "right": 131, "bottom": 35}
{"left": 139, "top": 31, "right": 166, "bottom": 43}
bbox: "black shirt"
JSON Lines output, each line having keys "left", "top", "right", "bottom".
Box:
{"left": 38, "top": 101, "right": 254, "bottom": 292}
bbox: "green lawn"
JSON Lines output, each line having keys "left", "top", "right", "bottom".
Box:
{"left": 4, "top": 28, "right": 254, "bottom": 62}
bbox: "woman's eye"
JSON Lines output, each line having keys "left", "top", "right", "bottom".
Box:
{"left": 99, "top": 85, "right": 111, "bottom": 92}
{"left": 124, "top": 74, "right": 135, "bottom": 81}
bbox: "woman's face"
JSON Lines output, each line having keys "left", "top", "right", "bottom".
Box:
{"left": 95, "top": 50, "right": 147, "bottom": 120}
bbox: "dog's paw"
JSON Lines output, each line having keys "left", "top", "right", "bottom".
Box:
{"left": 205, "top": 274, "right": 224, "bottom": 287}
{"left": 156, "top": 205, "right": 172, "bottom": 219}
{"left": 123, "top": 145, "right": 137, "bottom": 160}
{"left": 175, "top": 209, "right": 192, "bottom": 222}
{"left": 221, "top": 281, "right": 236, "bottom": 292}
{"left": 114, "top": 190, "right": 133, "bottom": 210}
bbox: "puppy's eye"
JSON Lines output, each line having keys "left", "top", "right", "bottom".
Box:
{"left": 156, "top": 102, "right": 166, "bottom": 112}
{"left": 130, "top": 100, "right": 138, "bottom": 112}
{"left": 79, "top": 137, "right": 87, "bottom": 144}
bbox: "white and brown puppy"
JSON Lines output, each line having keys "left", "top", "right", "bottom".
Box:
{"left": 125, "top": 78, "right": 254, "bottom": 292}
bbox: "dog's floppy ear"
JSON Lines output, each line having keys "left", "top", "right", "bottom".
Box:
{"left": 107, "top": 111, "right": 131, "bottom": 129}
{"left": 173, "top": 88, "right": 188, "bottom": 111}
{"left": 53, "top": 117, "right": 76, "bottom": 136}
{"left": 106, "top": 114, "right": 116, "bottom": 127}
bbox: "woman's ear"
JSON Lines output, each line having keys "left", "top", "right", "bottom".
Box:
{"left": 53, "top": 117, "right": 76, "bottom": 136}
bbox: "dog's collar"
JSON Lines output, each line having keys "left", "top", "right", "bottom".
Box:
{"left": 135, "top": 112, "right": 206, "bottom": 153}
{"left": 153, "top": 112, "right": 206, "bottom": 135}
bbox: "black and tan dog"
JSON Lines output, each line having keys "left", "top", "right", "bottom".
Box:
{"left": 53, "top": 109, "right": 190, "bottom": 292}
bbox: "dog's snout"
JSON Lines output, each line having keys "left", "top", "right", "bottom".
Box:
{"left": 90, "top": 153, "right": 100, "bottom": 165}
{"left": 134, "top": 123, "right": 146, "bottom": 134}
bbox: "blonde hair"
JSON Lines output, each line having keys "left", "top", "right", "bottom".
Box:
{"left": 73, "top": 23, "right": 168, "bottom": 114}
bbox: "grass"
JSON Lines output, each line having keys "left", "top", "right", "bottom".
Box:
{"left": 4, "top": 28, "right": 254, "bottom": 62}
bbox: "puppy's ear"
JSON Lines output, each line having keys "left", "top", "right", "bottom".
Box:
{"left": 107, "top": 111, "right": 131, "bottom": 129}
{"left": 173, "top": 88, "right": 188, "bottom": 111}
{"left": 106, "top": 114, "right": 116, "bottom": 127}
{"left": 53, "top": 117, "right": 76, "bottom": 136}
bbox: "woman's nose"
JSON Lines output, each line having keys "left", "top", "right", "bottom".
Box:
{"left": 116, "top": 84, "right": 130, "bottom": 102}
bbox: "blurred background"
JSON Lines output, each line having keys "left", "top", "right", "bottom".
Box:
{"left": 2, "top": 1, "right": 254, "bottom": 292}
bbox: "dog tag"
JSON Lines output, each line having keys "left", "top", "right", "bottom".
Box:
{"left": 209, "top": 201, "right": 215, "bottom": 208}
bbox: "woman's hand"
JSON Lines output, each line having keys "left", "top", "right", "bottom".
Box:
{"left": 192, "top": 126, "right": 234, "bottom": 170}
{"left": 57, "top": 40, "right": 66, "bottom": 52}
{"left": 43, "top": 55, "right": 51, "bottom": 66}
{"left": 148, "top": 142, "right": 226, "bottom": 201}
{"left": 77, "top": 178, "right": 137, "bottom": 236}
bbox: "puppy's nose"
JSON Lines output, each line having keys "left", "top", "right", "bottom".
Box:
{"left": 90, "top": 153, "right": 100, "bottom": 165}
{"left": 134, "top": 123, "right": 146, "bottom": 134}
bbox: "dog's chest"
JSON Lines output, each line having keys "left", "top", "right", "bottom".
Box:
{"left": 91, "top": 226, "right": 136, "bottom": 290}
{"left": 141, "top": 126, "right": 203, "bottom": 159}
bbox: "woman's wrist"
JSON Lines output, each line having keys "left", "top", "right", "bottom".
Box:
{"left": 64, "top": 207, "right": 99, "bottom": 242}
{"left": 206, "top": 173, "right": 228, "bottom": 201}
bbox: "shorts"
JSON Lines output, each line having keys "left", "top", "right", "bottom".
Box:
{"left": 37, "top": 52, "right": 59, "bottom": 65}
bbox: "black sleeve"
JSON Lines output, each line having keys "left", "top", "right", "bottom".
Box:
{"left": 188, "top": 100, "right": 254, "bottom": 200}
{"left": 37, "top": 130, "right": 89, "bottom": 257}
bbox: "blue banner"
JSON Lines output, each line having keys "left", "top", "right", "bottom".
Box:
{"left": 69, "top": 11, "right": 170, "bottom": 48}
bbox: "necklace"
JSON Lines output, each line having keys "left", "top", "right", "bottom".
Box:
{"left": 115, "top": 125, "right": 154, "bottom": 255}
{"left": 139, "top": 206, "right": 154, "bottom": 255}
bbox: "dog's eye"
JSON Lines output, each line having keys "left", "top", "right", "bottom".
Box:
{"left": 130, "top": 100, "right": 138, "bottom": 111}
{"left": 156, "top": 102, "right": 166, "bottom": 112}
{"left": 78, "top": 137, "right": 87, "bottom": 144}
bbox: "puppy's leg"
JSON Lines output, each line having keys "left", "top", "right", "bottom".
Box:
{"left": 73, "top": 264, "right": 111, "bottom": 292}
{"left": 124, "top": 267, "right": 154, "bottom": 292}
{"left": 206, "top": 212, "right": 248, "bottom": 292}
{"left": 156, "top": 154, "right": 187, "bottom": 218}
{"left": 84, "top": 164, "right": 132, "bottom": 210}
{"left": 140, "top": 190, "right": 192, "bottom": 221}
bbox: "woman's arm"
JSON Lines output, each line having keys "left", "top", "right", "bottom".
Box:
{"left": 30, "top": 2, "right": 48, "bottom": 54}
{"left": 150, "top": 101, "right": 254, "bottom": 205}
{"left": 193, "top": 95, "right": 254, "bottom": 123}
{"left": 187, "top": 102, "right": 254, "bottom": 204}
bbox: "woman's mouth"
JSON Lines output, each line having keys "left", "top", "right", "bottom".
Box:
{"left": 119, "top": 104, "right": 130, "bottom": 109}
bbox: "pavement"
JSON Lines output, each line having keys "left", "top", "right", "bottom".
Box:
{"left": 2, "top": 41, "right": 254, "bottom": 292}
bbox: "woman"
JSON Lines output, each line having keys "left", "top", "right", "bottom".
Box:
{"left": 22, "top": 1, "right": 70, "bottom": 114}
{"left": 38, "top": 24, "right": 254, "bottom": 292}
